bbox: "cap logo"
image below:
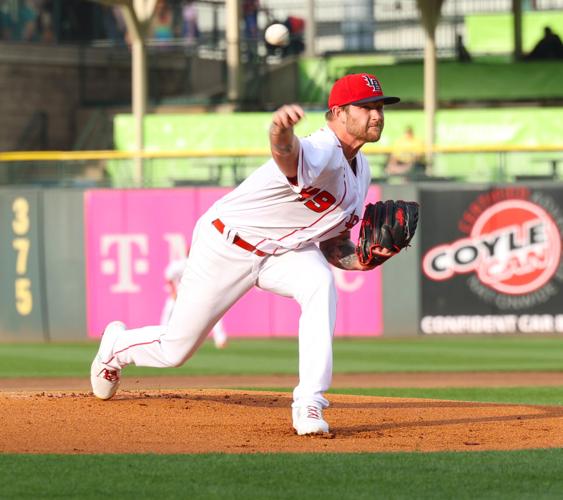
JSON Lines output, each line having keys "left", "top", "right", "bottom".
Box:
{"left": 363, "top": 75, "right": 381, "bottom": 93}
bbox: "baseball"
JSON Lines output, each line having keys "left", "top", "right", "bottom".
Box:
{"left": 265, "top": 23, "right": 290, "bottom": 47}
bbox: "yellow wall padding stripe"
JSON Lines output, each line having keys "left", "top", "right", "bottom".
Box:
{"left": 0, "top": 145, "right": 562, "bottom": 162}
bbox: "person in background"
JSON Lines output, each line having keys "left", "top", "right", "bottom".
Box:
{"left": 385, "top": 125, "right": 426, "bottom": 177}
{"left": 525, "top": 26, "right": 563, "bottom": 60}
{"left": 1, "top": 0, "right": 39, "bottom": 41}
{"left": 150, "top": 0, "right": 174, "bottom": 43}
{"left": 161, "top": 253, "right": 228, "bottom": 349}
{"left": 37, "top": 0, "right": 55, "bottom": 43}
{"left": 103, "top": 5, "right": 126, "bottom": 45}
{"left": 243, "top": 0, "right": 259, "bottom": 41}
{"left": 182, "top": 0, "right": 199, "bottom": 45}
{"left": 283, "top": 15, "right": 305, "bottom": 56}
{"left": 455, "top": 34, "right": 472, "bottom": 63}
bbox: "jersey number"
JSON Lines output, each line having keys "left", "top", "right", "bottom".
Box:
{"left": 302, "top": 188, "right": 336, "bottom": 213}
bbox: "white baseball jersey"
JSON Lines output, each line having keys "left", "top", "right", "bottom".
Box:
{"left": 210, "top": 127, "right": 371, "bottom": 254}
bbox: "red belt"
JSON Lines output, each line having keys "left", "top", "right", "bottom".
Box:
{"left": 212, "top": 219, "right": 267, "bottom": 257}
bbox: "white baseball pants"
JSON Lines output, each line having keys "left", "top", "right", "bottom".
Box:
{"left": 106, "top": 214, "right": 337, "bottom": 408}
{"left": 160, "top": 297, "right": 228, "bottom": 348}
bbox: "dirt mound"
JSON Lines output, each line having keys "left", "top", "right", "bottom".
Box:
{"left": 1, "top": 389, "right": 562, "bottom": 454}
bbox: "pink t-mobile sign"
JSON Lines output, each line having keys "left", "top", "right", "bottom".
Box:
{"left": 84, "top": 187, "right": 383, "bottom": 338}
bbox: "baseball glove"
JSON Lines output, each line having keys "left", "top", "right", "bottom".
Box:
{"left": 356, "top": 199, "right": 419, "bottom": 267}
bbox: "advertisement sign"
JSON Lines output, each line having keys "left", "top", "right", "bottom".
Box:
{"left": 420, "top": 185, "right": 563, "bottom": 334}
{"left": 85, "top": 187, "right": 383, "bottom": 338}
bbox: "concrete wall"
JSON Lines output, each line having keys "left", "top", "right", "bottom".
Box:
{"left": 0, "top": 45, "right": 81, "bottom": 150}
{"left": 0, "top": 43, "right": 225, "bottom": 151}
{"left": 255, "top": 58, "right": 299, "bottom": 109}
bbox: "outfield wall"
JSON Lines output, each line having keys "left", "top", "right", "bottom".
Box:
{"left": 0, "top": 182, "right": 561, "bottom": 341}
{"left": 113, "top": 109, "right": 563, "bottom": 185}
{"left": 382, "top": 181, "right": 563, "bottom": 336}
{"left": 83, "top": 187, "right": 382, "bottom": 339}
{"left": 0, "top": 188, "right": 86, "bottom": 341}
{"left": 115, "top": 108, "right": 563, "bottom": 152}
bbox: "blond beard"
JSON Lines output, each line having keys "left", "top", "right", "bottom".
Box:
{"left": 346, "top": 121, "right": 383, "bottom": 143}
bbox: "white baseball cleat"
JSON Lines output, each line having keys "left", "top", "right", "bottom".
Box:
{"left": 214, "top": 338, "right": 228, "bottom": 349}
{"left": 90, "top": 321, "right": 126, "bottom": 400}
{"left": 292, "top": 404, "right": 330, "bottom": 435}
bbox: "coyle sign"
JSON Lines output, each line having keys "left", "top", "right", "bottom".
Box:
{"left": 420, "top": 186, "right": 563, "bottom": 335}
{"left": 423, "top": 199, "right": 561, "bottom": 295}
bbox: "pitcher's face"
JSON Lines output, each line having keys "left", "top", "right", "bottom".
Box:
{"left": 344, "top": 103, "right": 385, "bottom": 143}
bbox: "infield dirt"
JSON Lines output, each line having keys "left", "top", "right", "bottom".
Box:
{"left": 1, "top": 372, "right": 562, "bottom": 454}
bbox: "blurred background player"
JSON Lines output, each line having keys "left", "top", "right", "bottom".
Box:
{"left": 160, "top": 252, "right": 228, "bottom": 349}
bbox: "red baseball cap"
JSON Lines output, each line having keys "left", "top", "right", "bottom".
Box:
{"left": 328, "top": 73, "right": 400, "bottom": 108}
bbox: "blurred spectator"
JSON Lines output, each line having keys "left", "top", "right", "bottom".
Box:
{"left": 455, "top": 34, "right": 472, "bottom": 62}
{"left": 20, "top": 0, "right": 39, "bottom": 41}
{"left": 243, "top": 0, "right": 259, "bottom": 41}
{"left": 1, "top": 0, "right": 40, "bottom": 41}
{"left": 385, "top": 126, "right": 426, "bottom": 177}
{"left": 284, "top": 15, "right": 305, "bottom": 56}
{"left": 182, "top": 0, "right": 199, "bottom": 45}
{"left": 0, "top": 1, "right": 121, "bottom": 44}
{"left": 103, "top": 6, "right": 127, "bottom": 46}
{"left": 525, "top": 26, "right": 563, "bottom": 60}
{"left": 150, "top": 0, "right": 174, "bottom": 42}
{"left": 37, "top": 0, "right": 54, "bottom": 43}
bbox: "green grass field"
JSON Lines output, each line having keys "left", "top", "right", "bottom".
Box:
{"left": 1, "top": 335, "right": 562, "bottom": 377}
{"left": 2, "top": 450, "right": 563, "bottom": 499}
{"left": 332, "top": 386, "right": 563, "bottom": 406}
{"left": 1, "top": 336, "right": 562, "bottom": 499}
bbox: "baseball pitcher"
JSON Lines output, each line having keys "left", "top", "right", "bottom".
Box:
{"left": 91, "top": 73, "right": 418, "bottom": 435}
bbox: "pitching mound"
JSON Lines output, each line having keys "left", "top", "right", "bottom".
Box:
{"left": 1, "top": 389, "right": 562, "bottom": 454}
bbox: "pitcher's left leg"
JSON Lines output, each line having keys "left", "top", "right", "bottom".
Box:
{"left": 257, "top": 245, "right": 336, "bottom": 433}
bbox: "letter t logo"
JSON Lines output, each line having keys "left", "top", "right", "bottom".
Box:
{"left": 100, "top": 234, "right": 149, "bottom": 293}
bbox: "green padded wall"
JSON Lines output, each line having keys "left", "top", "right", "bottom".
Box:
{"left": 0, "top": 189, "right": 47, "bottom": 340}
{"left": 42, "top": 189, "right": 87, "bottom": 341}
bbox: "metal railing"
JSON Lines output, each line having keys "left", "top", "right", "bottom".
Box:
{"left": 0, "top": 144, "right": 561, "bottom": 188}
